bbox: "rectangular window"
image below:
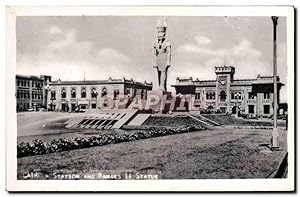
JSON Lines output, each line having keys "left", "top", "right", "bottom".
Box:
{"left": 206, "top": 92, "right": 215, "bottom": 100}
{"left": 248, "top": 105, "right": 255, "bottom": 114}
{"left": 264, "top": 92, "right": 270, "bottom": 99}
{"left": 91, "top": 103, "right": 97, "bottom": 109}
{"left": 263, "top": 105, "right": 270, "bottom": 114}
{"left": 51, "top": 91, "right": 56, "bottom": 99}
{"left": 195, "top": 93, "right": 201, "bottom": 100}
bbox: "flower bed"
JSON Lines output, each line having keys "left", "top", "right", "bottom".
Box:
{"left": 17, "top": 126, "right": 204, "bottom": 158}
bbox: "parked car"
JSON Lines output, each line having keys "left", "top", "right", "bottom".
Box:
{"left": 79, "top": 109, "right": 86, "bottom": 113}
{"left": 28, "top": 108, "right": 34, "bottom": 112}
{"left": 75, "top": 108, "right": 86, "bottom": 113}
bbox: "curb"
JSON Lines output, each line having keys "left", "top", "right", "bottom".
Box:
{"left": 267, "top": 152, "right": 288, "bottom": 178}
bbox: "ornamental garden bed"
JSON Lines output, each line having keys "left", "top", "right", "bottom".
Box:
{"left": 17, "top": 125, "right": 204, "bottom": 158}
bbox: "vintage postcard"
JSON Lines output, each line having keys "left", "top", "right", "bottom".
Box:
{"left": 6, "top": 6, "right": 295, "bottom": 192}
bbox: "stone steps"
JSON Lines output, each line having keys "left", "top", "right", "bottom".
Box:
{"left": 65, "top": 109, "right": 139, "bottom": 130}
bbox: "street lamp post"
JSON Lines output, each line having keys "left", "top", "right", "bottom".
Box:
{"left": 95, "top": 90, "right": 98, "bottom": 109}
{"left": 45, "top": 84, "right": 51, "bottom": 111}
{"left": 271, "top": 16, "right": 279, "bottom": 149}
{"left": 234, "top": 92, "right": 241, "bottom": 118}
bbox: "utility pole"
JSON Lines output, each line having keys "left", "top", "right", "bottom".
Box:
{"left": 271, "top": 16, "right": 279, "bottom": 149}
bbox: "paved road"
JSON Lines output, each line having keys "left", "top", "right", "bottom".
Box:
{"left": 17, "top": 112, "right": 82, "bottom": 137}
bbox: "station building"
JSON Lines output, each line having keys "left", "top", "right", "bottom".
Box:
{"left": 172, "top": 65, "right": 284, "bottom": 117}
{"left": 47, "top": 77, "right": 153, "bottom": 112}
{"left": 15, "top": 74, "right": 51, "bottom": 111}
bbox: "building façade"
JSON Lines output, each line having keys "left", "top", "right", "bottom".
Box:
{"left": 15, "top": 74, "right": 51, "bottom": 112}
{"left": 172, "top": 65, "right": 284, "bottom": 117}
{"left": 47, "top": 77, "right": 153, "bottom": 112}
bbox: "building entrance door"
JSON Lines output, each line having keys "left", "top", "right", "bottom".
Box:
{"left": 61, "top": 104, "right": 67, "bottom": 112}
{"left": 71, "top": 104, "right": 76, "bottom": 112}
{"left": 50, "top": 104, "right": 56, "bottom": 111}
{"left": 232, "top": 106, "right": 237, "bottom": 114}
{"left": 248, "top": 105, "right": 255, "bottom": 114}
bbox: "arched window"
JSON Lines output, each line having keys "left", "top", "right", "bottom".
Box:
{"left": 81, "top": 88, "right": 86, "bottom": 98}
{"left": 113, "top": 89, "right": 119, "bottom": 100}
{"left": 51, "top": 91, "right": 56, "bottom": 99}
{"left": 220, "top": 91, "right": 226, "bottom": 102}
{"left": 61, "top": 88, "right": 66, "bottom": 98}
{"left": 91, "top": 88, "right": 98, "bottom": 98}
{"left": 101, "top": 87, "right": 107, "bottom": 97}
{"left": 71, "top": 88, "right": 76, "bottom": 98}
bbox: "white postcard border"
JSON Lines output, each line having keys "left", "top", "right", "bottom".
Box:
{"left": 6, "top": 6, "right": 295, "bottom": 192}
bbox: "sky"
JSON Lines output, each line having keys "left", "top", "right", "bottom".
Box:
{"left": 16, "top": 16, "right": 287, "bottom": 102}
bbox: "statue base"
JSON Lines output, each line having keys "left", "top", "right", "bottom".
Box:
{"left": 147, "top": 90, "right": 172, "bottom": 114}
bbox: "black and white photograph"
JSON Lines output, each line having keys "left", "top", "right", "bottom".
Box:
{"left": 6, "top": 6, "right": 295, "bottom": 192}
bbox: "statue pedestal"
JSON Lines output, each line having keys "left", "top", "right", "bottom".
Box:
{"left": 147, "top": 90, "right": 172, "bottom": 114}
{"left": 148, "top": 89, "right": 171, "bottom": 97}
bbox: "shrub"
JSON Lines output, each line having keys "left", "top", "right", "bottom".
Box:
{"left": 17, "top": 126, "right": 205, "bottom": 158}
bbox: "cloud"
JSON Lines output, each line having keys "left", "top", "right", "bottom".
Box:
{"left": 178, "top": 44, "right": 229, "bottom": 57}
{"left": 174, "top": 37, "right": 287, "bottom": 102}
{"left": 97, "top": 48, "right": 131, "bottom": 63}
{"left": 171, "top": 38, "right": 278, "bottom": 98}
{"left": 232, "top": 40, "right": 261, "bottom": 58}
{"left": 178, "top": 39, "right": 261, "bottom": 59}
{"left": 17, "top": 26, "right": 133, "bottom": 81}
{"left": 47, "top": 29, "right": 77, "bottom": 50}
{"left": 194, "top": 35, "right": 212, "bottom": 45}
{"left": 47, "top": 26, "right": 63, "bottom": 35}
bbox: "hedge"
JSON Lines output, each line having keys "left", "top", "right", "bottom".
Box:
{"left": 17, "top": 126, "right": 204, "bottom": 158}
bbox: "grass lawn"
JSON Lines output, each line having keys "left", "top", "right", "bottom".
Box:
{"left": 203, "top": 114, "right": 286, "bottom": 127}
{"left": 17, "top": 127, "right": 287, "bottom": 179}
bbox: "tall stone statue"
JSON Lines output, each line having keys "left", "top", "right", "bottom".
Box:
{"left": 153, "top": 19, "right": 171, "bottom": 91}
